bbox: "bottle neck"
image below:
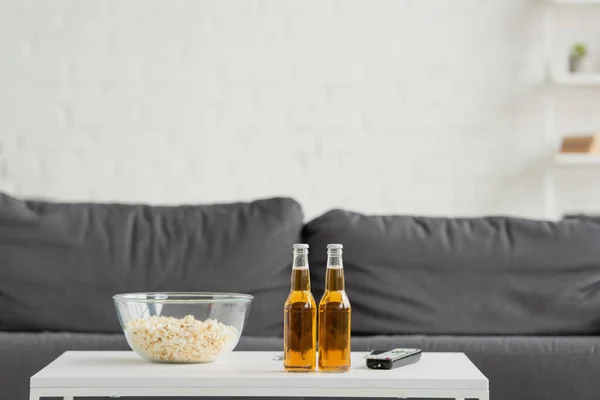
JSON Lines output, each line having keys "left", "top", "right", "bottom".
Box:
{"left": 326, "top": 254, "right": 343, "bottom": 268}
{"left": 292, "top": 252, "right": 308, "bottom": 269}
{"left": 325, "top": 250, "right": 345, "bottom": 291}
{"left": 291, "top": 251, "right": 310, "bottom": 291}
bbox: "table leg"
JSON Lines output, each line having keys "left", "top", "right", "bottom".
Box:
{"left": 29, "top": 388, "right": 42, "bottom": 400}
{"left": 475, "top": 392, "right": 489, "bottom": 400}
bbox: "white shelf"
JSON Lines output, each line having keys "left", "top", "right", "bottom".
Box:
{"left": 551, "top": 72, "right": 600, "bottom": 86}
{"left": 555, "top": 153, "right": 600, "bottom": 166}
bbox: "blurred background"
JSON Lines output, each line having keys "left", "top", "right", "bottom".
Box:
{"left": 1, "top": 0, "right": 600, "bottom": 220}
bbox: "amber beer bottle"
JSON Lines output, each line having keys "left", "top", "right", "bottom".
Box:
{"left": 318, "top": 243, "right": 351, "bottom": 372}
{"left": 284, "top": 244, "right": 317, "bottom": 372}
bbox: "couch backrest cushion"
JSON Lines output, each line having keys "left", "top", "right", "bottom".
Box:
{"left": 0, "top": 193, "right": 303, "bottom": 336}
{"left": 304, "top": 210, "right": 600, "bottom": 335}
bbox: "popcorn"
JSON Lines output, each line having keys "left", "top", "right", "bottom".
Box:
{"left": 125, "top": 315, "right": 239, "bottom": 363}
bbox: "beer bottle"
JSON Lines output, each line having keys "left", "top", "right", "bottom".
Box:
{"left": 284, "top": 243, "right": 317, "bottom": 372}
{"left": 318, "top": 243, "right": 351, "bottom": 372}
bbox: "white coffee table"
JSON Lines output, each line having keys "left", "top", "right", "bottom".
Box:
{"left": 30, "top": 351, "right": 488, "bottom": 400}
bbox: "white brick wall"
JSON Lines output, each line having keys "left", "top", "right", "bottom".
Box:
{"left": 1, "top": 0, "right": 600, "bottom": 220}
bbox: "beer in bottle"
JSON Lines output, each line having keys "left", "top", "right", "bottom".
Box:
{"left": 284, "top": 244, "right": 317, "bottom": 372}
{"left": 318, "top": 243, "right": 351, "bottom": 372}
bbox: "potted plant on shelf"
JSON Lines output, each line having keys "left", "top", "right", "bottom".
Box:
{"left": 569, "top": 43, "right": 590, "bottom": 73}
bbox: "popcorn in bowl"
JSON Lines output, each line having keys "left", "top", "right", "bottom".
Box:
{"left": 125, "top": 315, "right": 239, "bottom": 363}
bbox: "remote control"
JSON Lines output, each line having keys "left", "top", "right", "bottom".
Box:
{"left": 366, "top": 348, "right": 422, "bottom": 370}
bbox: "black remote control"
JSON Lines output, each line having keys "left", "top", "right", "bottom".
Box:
{"left": 366, "top": 348, "right": 422, "bottom": 370}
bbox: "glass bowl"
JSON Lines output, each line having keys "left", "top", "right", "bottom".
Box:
{"left": 113, "top": 292, "right": 253, "bottom": 363}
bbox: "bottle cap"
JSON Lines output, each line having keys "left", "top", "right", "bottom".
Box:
{"left": 327, "top": 244, "right": 343, "bottom": 250}
{"left": 293, "top": 243, "right": 309, "bottom": 250}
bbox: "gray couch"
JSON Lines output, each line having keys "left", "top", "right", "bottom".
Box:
{"left": 1, "top": 193, "right": 600, "bottom": 400}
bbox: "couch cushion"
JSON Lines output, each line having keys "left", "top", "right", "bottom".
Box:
{"left": 304, "top": 210, "right": 600, "bottom": 335}
{"left": 0, "top": 193, "right": 303, "bottom": 336}
{"left": 2, "top": 332, "right": 600, "bottom": 400}
{"left": 364, "top": 335, "right": 600, "bottom": 400}
{"left": 564, "top": 214, "right": 600, "bottom": 221}
{"left": 0, "top": 331, "right": 285, "bottom": 400}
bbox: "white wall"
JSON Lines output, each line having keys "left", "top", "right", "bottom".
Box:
{"left": 1, "top": 0, "right": 600, "bottom": 220}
